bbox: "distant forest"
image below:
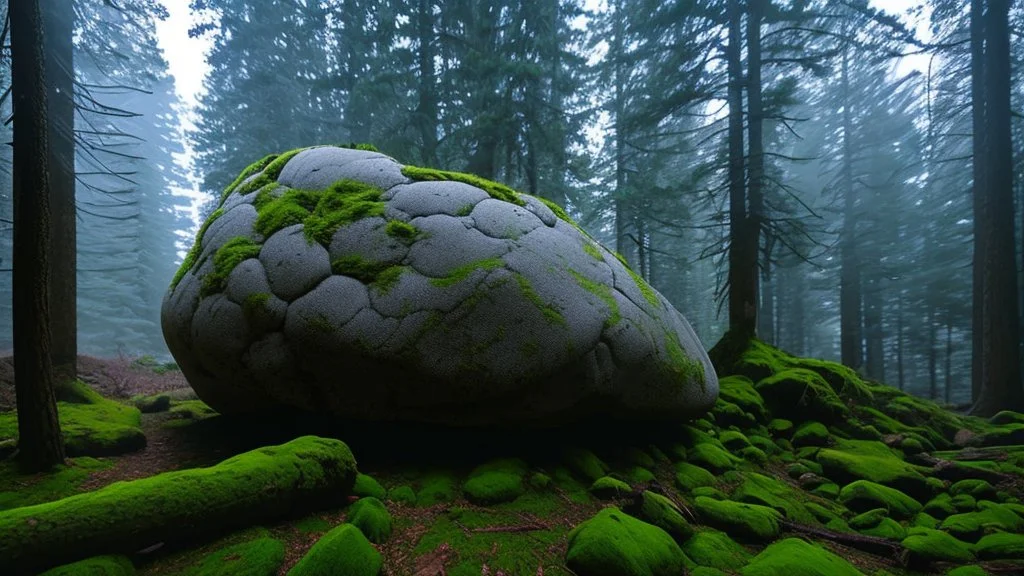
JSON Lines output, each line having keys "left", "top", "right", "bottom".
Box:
{"left": 1, "top": 0, "right": 1022, "bottom": 410}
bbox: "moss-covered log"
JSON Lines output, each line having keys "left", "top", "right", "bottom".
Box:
{"left": 0, "top": 435, "right": 357, "bottom": 574}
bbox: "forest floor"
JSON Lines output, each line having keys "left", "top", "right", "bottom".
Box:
{"left": 1, "top": 347, "right": 1024, "bottom": 576}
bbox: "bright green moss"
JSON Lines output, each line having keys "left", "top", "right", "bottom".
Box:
{"left": 940, "top": 501, "right": 1024, "bottom": 541}
{"left": 347, "top": 496, "right": 392, "bottom": 543}
{"left": 455, "top": 203, "right": 475, "bottom": 217}
{"left": 401, "top": 165, "right": 526, "bottom": 206}
{"left": 242, "top": 292, "right": 271, "bottom": 318}
{"left": 384, "top": 219, "right": 419, "bottom": 243}
{"left": 849, "top": 508, "right": 888, "bottom": 530}
{"left": 38, "top": 555, "right": 134, "bottom": 576}
{"left": 837, "top": 480, "right": 923, "bottom": 519}
{"left": 569, "top": 269, "right": 621, "bottom": 328}
{"left": 768, "top": 418, "right": 794, "bottom": 437}
{"left": 589, "top": 475, "right": 632, "bottom": 499}
{"left": 817, "top": 439, "right": 930, "bottom": 500}
{"left": 900, "top": 527, "right": 975, "bottom": 564}
{"left": 683, "top": 528, "right": 752, "bottom": 571}
{"left": 132, "top": 393, "right": 171, "bottom": 413}
{"left": 179, "top": 536, "right": 285, "bottom": 576}
{"left": 222, "top": 154, "right": 278, "bottom": 199}
{"left": 171, "top": 207, "right": 224, "bottom": 291}
{"left": 231, "top": 148, "right": 305, "bottom": 199}
{"left": 562, "top": 447, "right": 609, "bottom": 482}
{"left": 430, "top": 257, "right": 504, "bottom": 288}
{"left": 950, "top": 479, "right": 997, "bottom": 500}
{"left": 169, "top": 399, "right": 218, "bottom": 421}
{"left": 755, "top": 368, "right": 850, "bottom": 423}
{"left": 201, "top": 237, "right": 262, "bottom": 297}
{"left": 674, "top": 462, "right": 716, "bottom": 493}
{"left": 0, "top": 457, "right": 110, "bottom": 511}
{"left": 792, "top": 421, "right": 830, "bottom": 447}
{"left": 352, "top": 473, "right": 387, "bottom": 500}
{"left": 974, "top": 531, "right": 1024, "bottom": 560}
{"left": 294, "top": 516, "right": 332, "bottom": 533}
{"left": 731, "top": 472, "right": 819, "bottom": 525}
{"left": 252, "top": 188, "right": 318, "bottom": 237}
{"left": 287, "top": 524, "right": 381, "bottom": 576}
{"left": 719, "top": 430, "right": 751, "bottom": 450}
{"left": 718, "top": 376, "right": 767, "bottom": 421}
{"left": 0, "top": 437, "right": 357, "bottom": 574}
{"left": 693, "top": 496, "right": 782, "bottom": 541}
{"left": 304, "top": 180, "right": 386, "bottom": 245}
{"left": 462, "top": 458, "right": 527, "bottom": 505}
{"left": 387, "top": 485, "right": 416, "bottom": 505}
{"left": 946, "top": 566, "right": 991, "bottom": 576}
{"left": 536, "top": 196, "right": 592, "bottom": 237}
{"left": 565, "top": 507, "right": 689, "bottom": 576}
{"left": 740, "top": 538, "right": 865, "bottom": 576}
{"left": 862, "top": 517, "right": 907, "bottom": 540}
{"left": 689, "top": 442, "right": 740, "bottom": 473}
{"left": 625, "top": 266, "right": 659, "bottom": 307}
{"left": 583, "top": 241, "right": 604, "bottom": 261}
{"left": 373, "top": 265, "right": 407, "bottom": 294}
{"left": 331, "top": 255, "right": 391, "bottom": 284}
{"left": 627, "top": 490, "right": 694, "bottom": 544}
{"left": 664, "top": 329, "right": 706, "bottom": 388}
{"left": 513, "top": 272, "right": 567, "bottom": 326}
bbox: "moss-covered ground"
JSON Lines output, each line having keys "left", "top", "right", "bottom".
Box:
{"left": 1, "top": 338, "right": 1024, "bottom": 574}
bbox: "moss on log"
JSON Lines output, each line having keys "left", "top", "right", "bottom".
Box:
{"left": 0, "top": 435, "right": 357, "bottom": 574}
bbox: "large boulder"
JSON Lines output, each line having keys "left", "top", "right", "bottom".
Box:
{"left": 162, "top": 145, "right": 717, "bottom": 426}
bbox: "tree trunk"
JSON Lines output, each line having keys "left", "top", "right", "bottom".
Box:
{"left": 839, "top": 46, "right": 863, "bottom": 370}
{"left": 897, "top": 294, "right": 905, "bottom": 390}
{"left": 945, "top": 322, "right": 953, "bottom": 404}
{"left": 972, "top": 0, "right": 1023, "bottom": 416}
{"left": 928, "top": 305, "right": 938, "bottom": 400}
{"left": 726, "top": 0, "right": 753, "bottom": 338}
{"left": 43, "top": 0, "right": 76, "bottom": 386}
{"left": 612, "top": 0, "right": 633, "bottom": 266}
{"left": 864, "top": 275, "right": 884, "bottom": 380}
{"left": 11, "top": 0, "right": 66, "bottom": 472}
{"left": 745, "top": 0, "right": 765, "bottom": 339}
{"left": 970, "top": 0, "right": 987, "bottom": 403}
{"left": 416, "top": 0, "right": 439, "bottom": 167}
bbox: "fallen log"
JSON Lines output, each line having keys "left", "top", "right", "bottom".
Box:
{"left": 0, "top": 435, "right": 358, "bottom": 574}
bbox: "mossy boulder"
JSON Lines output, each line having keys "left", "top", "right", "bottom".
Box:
{"left": 940, "top": 501, "right": 1024, "bottom": 542}
{"left": 463, "top": 458, "right": 527, "bottom": 504}
{"left": 39, "top": 555, "right": 135, "bottom": 576}
{"left": 754, "top": 369, "right": 850, "bottom": 423}
{"left": 565, "top": 507, "right": 689, "bottom": 576}
{"left": 838, "top": 480, "right": 922, "bottom": 519}
{"left": 387, "top": 485, "right": 416, "bottom": 505}
{"left": 682, "top": 528, "right": 752, "bottom": 570}
{"left": 950, "top": 479, "right": 997, "bottom": 501}
{"left": 624, "top": 490, "right": 694, "bottom": 544}
{"left": 900, "top": 527, "right": 975, "bottom": 565}
{"left": 133, "top": 393, "right": 171, "bottom": 413}
{"left": 731, "top": 472, "right": 818, "bottom": 525}
{"left": 352, "top": 473, "right": 387, "bottom": 500}
{"left": 416, "top": 470, "right": 458, "bottom": 506}
{"left": 974, "top": 531, "right": 1024, "bottom": 560}
{"left": 347, "top": 496, "right": 392, "bottom": 543}
{"left": 287, "top": 524, "right": 382, "bottom": 576}
{"left": 817, "top": 439, "right": 930, "bottom": 500}
{"left": 791, "top": 421, "right": 830, "bottom": 448}
{"left": 694, "top": 496, "right": 782, "bottom": 541}
{"left": 163, "top": 146, "right": 718, "bottom": 427}
{"left": 563, "top": 447, "right": 609, "bottom": 482}
{"left": 740, "top": 537, "right": 865, "bottom": 576}
{"left": 689, "top": 442, "right": 740, "bottom": 473}
{"left": 717, "top": 375, "right": 767, "bottom": 421}
{"left": 674, "top": 462, "right": 715, "bottom": 492}
{"left": 590, "top": 475, "right": 632, "bottom": 500}
{"left": 0, "top": 436, "right": 357, "bottom": 573}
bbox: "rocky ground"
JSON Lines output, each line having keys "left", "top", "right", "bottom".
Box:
{"left": 1, "top": 341, "right": 1023, "bottom": 576}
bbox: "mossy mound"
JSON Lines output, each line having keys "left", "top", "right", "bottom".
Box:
{"left": 590, "top": 475, "right": 632, "bottom": 499}
{"left": 38, "top": 555, "right": 135, "bottom": 576}
{"left": 463, "top": 458, "right": 528, "bottom": 504}
{"left": 838, "top": 480, "right": 923, "bottom": 519}
{"left": 565, "top": 507, "right": 689, "bottom": 576}
{"left": 674, "top": 461, "right": 716, "bottom": 492}
{"left": 133, "top": 393, "right": 171, "bottom": 413}
{"left": 416, "top": 470, "right": 459, "bottom": 506}
{"left": 901, "top": 527, "right": 976, "bottom": 565}
{"left": 176, "top": 535, "right": 285, "bottom": 576}
{"left": 974, "top": 531, "right": 1024, "bottom": 560}
{"left": 682, "top": 528, "right": 753, "bottom": 571}
{"left": 347, "top": 496, "right": 392, "bottom": 543}
{"left": 817, "top": 439, "right": 930, "bottom": 500}
{"left": 940, "top": 501, "right": 1024, "bottom": 542}
{"left": 623, "top": 490, "right": 694, "bottom": 544}
{"left": 352, "top": 473, "right": 387, "bottom": 499}
{"left": 694, "top": 496, "right": 782, "bottom": 541}
{"left": 740, "top": 537, "right": 865, "bottom": 576}
{"left": 0, "top": 456, "right": 111, "bottom": 510}
{"left": 0, "top": 380, "right": 145, "bottom": 457}
{"left": 287, "top": 523, "right": 382, "bottom": 576}
{"left": 731, "top": 472, "right": 819, "bottom": 525}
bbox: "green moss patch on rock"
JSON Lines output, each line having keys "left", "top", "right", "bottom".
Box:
{"left": 416, "top": 470, "right": 458, "bottom": 506}
{"left": 0, "top": 380, "right": 145, "bottom": 458}
{"left": 352, "top": 473, "right": 387, "bottom": 500}
{"left": 563, "top": 447, "right": 610, "bottom": 483}
{"left": 623, "top": 490, "right": 694, "bottom": 544}
{"left": 689, "top": 442, "right": 741, "bottom": 473}
{"left": 792, "top": 421, "right": 830, "bottom": 447}
{"left": 132, "top": 393, "right": 171, "bottom": 413}
{"left": 940, "top": 501, "right": 1024, "bottom": 542}
{"left": 718, "top": 375, "right": 767, "bottom": 422}
{"left": 674, "top": 462, "right": 716, "bottom": 493}
{"left": 565, "top": 506, "right": 689, "bottom": 576}
{"left": 740, "top": 537, "right": 866, "bottom": 576}
{"left": 731, "top": 472, "right": 819, "bottom": 525}
{"left": 755, "top": 368, "right": 850, "bottom": 424}
{"left": 817, "top": 439, "right": 930, "bottom": 500}
{"left": 838, "top": 480, "right": 923, "bottom": 519}
{"left": 0, "top": 436, "right": 357, "bottom": 574}
{"left": 0, "top": 456, "right": 111, "bottom": 511}
{"left": 201, "top": 236, "right": 262, "bottom": 297}
{"left": 347, "top": 496, "right": 392, "bottom": 543}
{"left": 287, "top": 523, "right": 382, "bottom": 576}
{"left": 463, "top": 458, "right": 528, "bottom": 505}
{"left": 682, "top": 528, "right": 752, "bottom": 571}
{"left": 694, "top": 496, "right": 782, "bottom": 541}
{"left": 387, "top": 484, "right": 416, "bottom": 505}
{"left": 590, "top": 475, "right": 632, "bottom": 500}
{"left": 974, "top": 531, "right": 1024, "bottom": 560}
{"left": 900, "top": 527, "right": 976, "bottom": 565}
{"left": 171, "top": 207, "right": 224, "bottom": 291}
{"left": 401, "top": 165, "right": 526, "bottom": 207}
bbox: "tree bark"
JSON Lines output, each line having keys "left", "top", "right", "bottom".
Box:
{"left": 726, "top": 0, "right": 753, "bottom": 338}
{"left": 42, "top": 0, "right": 76, "bottom": 387}
{"left": 970, "top": 0, "right": 987, "bottom": 403}
{"left": 972, "top": 0, "right": 1023, "bottom": 416}
{"left": 945, "top": 322, "right": 953, "bottom": 404}
{"left": 612, "top": 0, "right": 633, "bottom": 266}
{"left": 416, "top": 0, "right": 439, "bottom": 168}
{"left": 897, "top": 294, "right": 905, "bottom": 390}
{"left": 11, "top": 0, "right": 66, "bottom": 472}
{"left": 839, "top": 45, "right": 863, "bottom": 370}
{"left": 745, "top": 0, "right": 765, "bottom": 339}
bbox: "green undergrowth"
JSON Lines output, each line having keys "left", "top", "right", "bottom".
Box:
{"left": 5, "top": 336, "right": 1024, "bottom": 574}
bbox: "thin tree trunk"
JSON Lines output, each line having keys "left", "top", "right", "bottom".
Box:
{"left": 970, "top": 0, "right": 987, "bottom": 403}
{"left": 726, "top": 0, "right": 753, "bottom": 337}
{"left": 928, "top": 305, "right": 938, "bottom": 400}
{"left": 42, "top": 0, "right": 75, "bottom": 387}
{"left": 945, "top": 322, "right": 953, "bottom": 404}
{"left": 839, "top": 46, "right": 863, "bottom": 370}
{"left": 11, "top": 0, "right": 66, "bottom": 472}
{"left": 416, "top": 0, "right": 439, "bottom": 167}
{"left": 864, "top": 276, "right": 884, "bottom": 380}
{"left": 897, "top": 294, "right": 905, "bottom": 390}
{"left": 612, "top": 0, "right": 632, "bottom": 265}
{"left": 745, "top": 0, "right": 765, "bottom": 339}
{"left": 972, "top": 0, "right": 1023, "bottom": 415}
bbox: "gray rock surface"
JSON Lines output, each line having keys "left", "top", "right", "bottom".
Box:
{"left": 162, "top": 145, "right": 718, "bottom": 426}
